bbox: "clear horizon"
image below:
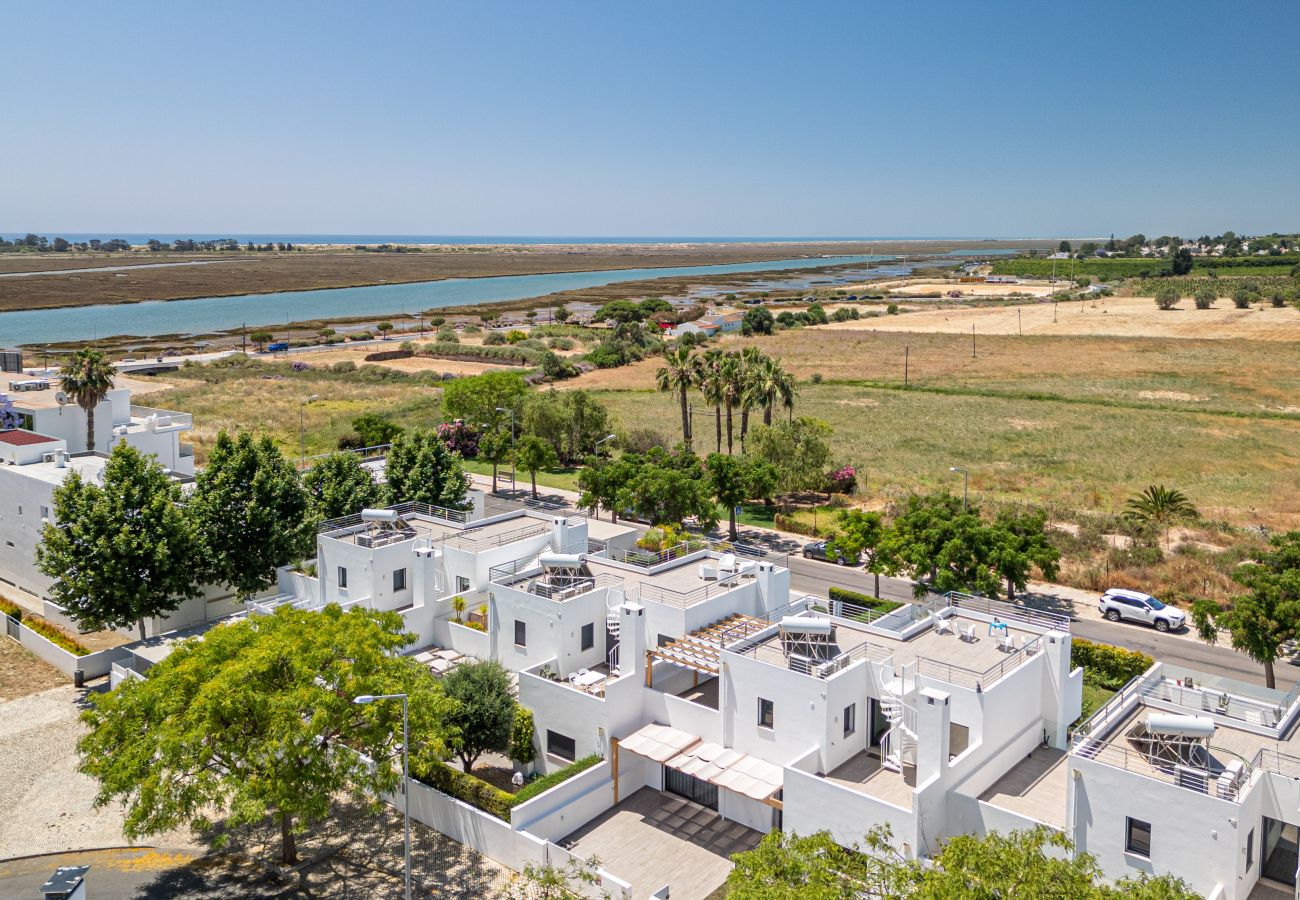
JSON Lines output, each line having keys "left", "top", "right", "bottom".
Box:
{"left": 4, "top": 1, "right": 1298, "bottom": 236}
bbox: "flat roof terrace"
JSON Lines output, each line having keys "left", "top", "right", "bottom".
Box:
{"left": 976, "top": 746, "right": 1068, "bottom": 828}
{"left": 738, "top": 610, "right": 1044, "bottom": 688}
{"left": 323, "top": 507, "right": 551, "bottom": 550}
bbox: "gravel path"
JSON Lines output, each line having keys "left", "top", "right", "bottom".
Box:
{"left": 0, "top": 685, "right": 200, "bottom": 860}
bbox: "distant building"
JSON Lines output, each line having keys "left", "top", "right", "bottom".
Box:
{"left": 0, "top": 349, "right": 21, "bottom": 374}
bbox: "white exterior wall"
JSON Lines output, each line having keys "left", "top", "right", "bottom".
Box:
{"left": 0, "top": 465, "right": 58, "bottom": 597}
{"left": 1070, "top": 755, "right": 1243, "bottom": 898}
{"left": 722, "top": 650, "right": 830, "bottom": 766}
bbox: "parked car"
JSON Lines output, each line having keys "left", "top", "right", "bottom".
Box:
{"left": 1098, "top": 588, "right": 1186, "bottom": 632}
{"left": 802, "top": 540, "right": 854, "bottom": 565}
{"left": 266, "top": 341, "right": 290, "bottom": 352}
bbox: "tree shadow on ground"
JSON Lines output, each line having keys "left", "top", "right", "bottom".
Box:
{"left": 1016, "top": 589, "right": 1077, "bottom": 618}
{"left": 130, "top": 795, "right": 506, "bottom": 899}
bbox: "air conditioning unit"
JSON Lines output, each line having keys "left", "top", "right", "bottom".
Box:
{"left": 42, "top": 452, "right": 56, "bottom": 463}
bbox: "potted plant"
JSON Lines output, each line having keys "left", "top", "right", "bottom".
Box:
{"left": 452, "top": 595, "right": 466, "bottom": 624}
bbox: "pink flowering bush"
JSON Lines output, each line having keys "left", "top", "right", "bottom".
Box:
{"left": 825, "top": 465, "right": 857, "bottom": 495}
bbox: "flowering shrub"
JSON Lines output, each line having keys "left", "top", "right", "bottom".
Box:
{"left": 825, "top": 465, "right": 857, "bottom": 495}
{"left": 437, "top": 419, "right": 480, "bottom": 457}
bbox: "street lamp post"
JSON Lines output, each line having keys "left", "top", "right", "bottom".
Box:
{"left": 594, "top": 433, "right": 616, "bottom": 450}
{"left": 354, "top": 693, "right": 411, "bottom": 900}
{"left": 299, "top": 395, "right": 319, "bottom": 464}
{"left": 949, "top": 466, "right": 969, "bottom": 512}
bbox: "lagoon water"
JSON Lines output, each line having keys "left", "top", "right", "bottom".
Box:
{"left": 0, "top": 255, "right": 886, "bottom": 346}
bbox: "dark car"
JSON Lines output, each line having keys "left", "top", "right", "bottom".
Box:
{"left": 802, "top": 540, "right": 854, "bottom": 565}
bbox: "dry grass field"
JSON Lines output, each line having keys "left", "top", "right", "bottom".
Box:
{"left": 563, "top": 326, "right": 1300, "bottom": 529}
{"left": 825, "top": 294, "right": 1300, "bottom": 341}
{"left": 292, "top": 347, "right": 516, "bottom": 376}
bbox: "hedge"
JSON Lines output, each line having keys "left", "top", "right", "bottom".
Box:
{"left": 510, "top": 754, "right": 602, "bottom": 806}
{"left": 415, "top": 758, "right": 515, "bottom": 820}
{"left": 1071, "top": 638, "right": 1153, "bottom": 690}
{"left": 0, "top": 597, "right": 23, "bottom": 622}
{"left": 364, "top": 349, "right": 415, "bottom": 362}
{"left": 828, "top": 586, "right": 903, "bottom": 616}
{"left": 417, "top": 342, "right": 540, "bottom": 366}
{"left": 414, "top": 753, "right": 603, "bottom": 821}
{"left": 20, "top": 615, "right": 92, "bottom": 656}
{"left": 774, "top": 513, "right": 824, "bottom": 537}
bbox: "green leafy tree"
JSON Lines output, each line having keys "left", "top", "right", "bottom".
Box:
{"left": 36, "top": 442, "right": 200, "bottom": 639}
{"left": 656, "top": 345, "right": 700, "bottom": 452}
{"left": 1125, "top": 484, "right": 1198, "bottom": 548}
{"left": 613, "top": 449, "right": 718, "bottom": 529}
{"left": 707, "top": 452, "right": 776, "bottom": 540}
{"left": 514, "top": 434, "right": 558, "bottom": 500}
{"left": 376, "top": 320, "right": 393, "bottom": 336}
{"left": 742, "top": 306, "right": 775, "bottom": 336}
{"left": 77, "top": 605, "right": 453, "bottom": 865}
{"left": 989, "top": 507, "right": 1061, "bottom": 601}
{"left": 1193, "top": 286, "right": 1216, "bottom": 309}
{"left": 1170, "top": 247, "right": 1194, "bottom": 275}
{"left": 746, "top": 417, "right": 833, "bottom": 495}
{"left": 385, "top": 428, "right": 471, "bottom": 508}
{"left": 59, "top": 347, "right": 116, "bottom": 452}
{"left": 827, "top": 509, "right": 889, "bottom": 597}
{"left": 188, "top": 432, "right": 316, "bottom": 600}
{"left": 1152, "top": 285, "right": 1180, "bottom": 310}
{"left": 593, "top": 299, "right": 644, "bottom": 324}
{"left": 510, "top": 707, "right": 537, "bottom": 764}
{"left": 577, "top": 454, "right": 639, "bottom": 523}
{"left": 500, "top": 857, "right": 606, "bottom": 900}
{"left": 478, "top": 427, "right": 513, "bottom": 494}
{"left": 521, "top": 389, "right": 612, "bottom": 465}
{"left": 302, "top": 451, "right": 385, "bottom": 520}
{"left": 554, "top": 306, "right": 571, "bottom": 323}
{"left": 726, "top": 825, "right": 1197, "bottom": 899}
{"left": 249, "top": 330, "right": 273, "bottom": 351}
{"left": 441, "top": 370, "right": 529, "bottom": 431}
{"left": 1193, "top": 531, "right": 1300, "bottom": 688}
{"left": 879, "top": 492, "right": 1000, "bottom": 598}
{"left": 351, "top": 413, "right": 403, "bottom": 448}
{"left": 442, "top": 660, "right": 515, "bottom": 772}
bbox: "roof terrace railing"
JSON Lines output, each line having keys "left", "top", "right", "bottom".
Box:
{"left": 1251, "top": 748, "right": 1300, "bottom": 780}
{"left": 913, "top": 634, "right": 1046, "bottom": 691}
{"left": 1073, "top": 739, "right": 1253, "bottom": 802}
{"left": 129, "top": 405, "right": 194, "bottom": 430}
{"left": 637, "top": 566, "right": 757, "bottom": 608}
{"left": 1070, "top": 667, "right": 1160, "bottom": 748}
{"left": 441, "top": 519, "right": 550, "bottom": 552}
{"left": 940, "top": 591, "right": 1071, "bottom": 633}
{"left": 319, "top": 500, "right": 472, "bottom": 534}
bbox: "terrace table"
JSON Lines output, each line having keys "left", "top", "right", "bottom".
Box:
{"left": 573, "top": 670, "right": 606, "bottom": 687}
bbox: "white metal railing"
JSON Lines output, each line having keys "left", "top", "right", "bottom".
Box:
{"left": 129, "top": 405, "right": 193, "bottom": 430}
{"left": 941, "top": 591, "right": 1071, "bottom": 633}
{"left": 1070, "top": 667, "right": 1160, "bottom": 749}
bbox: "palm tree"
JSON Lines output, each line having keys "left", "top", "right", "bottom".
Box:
{"left": 719, "top": 352, "right": 744, "bottom": 455}
{"left": 59, "top": 348, "right": 116, "bottom": 453}
{"left": 737, "top": 347, "right": 766, "bottom": 449}
{"left": 698, "top": 349, "right": 726, "bottom": 454}
{"left": 776, "top": 365, "right": 798, "bottom": 423}
{"left": 656, "top": 345, "right": 699, "bottom": 452}
{"left": 1125, "top": 485, "right": 1199, "bottom": 548}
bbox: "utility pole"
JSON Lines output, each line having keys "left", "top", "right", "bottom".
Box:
{"left": 903, "top": 346, "right": 909, "bottom": 387}
{"left": 241, "top": 322, "right": 246, "bottom": 354}
{"left": 1018, "top": 308, "right": 1022, "bottom": 335}
{"left": 971, "top": 324, "right": 976, "bottom": 359}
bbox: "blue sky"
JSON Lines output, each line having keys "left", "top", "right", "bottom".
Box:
{"left": 4, "top": 1, "right": 1297, "bottom": 238}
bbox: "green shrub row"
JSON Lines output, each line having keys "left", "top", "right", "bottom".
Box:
{"left": 21, "top": 615, "right": 92, "bottom": 656}
{"left": 414, "top": 753, "right": 603, "bottom": 821}
{"left": 364, "top": 349, "right": 415, "bottom": 362}
{"left": 414, "top": 758, "right": 515, "bottom": 819}
{"left": 510, "top": 754, "right": 602, "bottom": 807}
{"left": 828, "top": 586, "right": 903, "bottom": 615}
{"left": 1071, "top": 637, "right": 1153, "bottom": 690}
{"left": 0, "top": 596, "right": 23, "bottom": 621}
{"left": 417, "top": 342, "right": 542, "bottom": 365}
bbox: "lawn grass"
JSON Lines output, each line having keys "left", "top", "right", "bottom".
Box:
{"left": 1076, "top": 683, "right": 1117, "bottom": 727}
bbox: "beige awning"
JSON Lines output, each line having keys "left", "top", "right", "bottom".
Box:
{"left": 664, "top": 742, "right": 784, "bottom": 802}
{"left": 618, "top": 723, "right": 701, "bottom": 763}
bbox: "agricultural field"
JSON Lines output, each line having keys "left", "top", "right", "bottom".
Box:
{"left": 991, "top": 255, "right": 1300, "bottom": 280}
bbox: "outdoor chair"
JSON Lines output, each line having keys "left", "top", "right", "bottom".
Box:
{"left": 933, "top": 614, "right": 954, "bottom": 636}
{"left": 699, "top": 563, "right": 718, "bottom": 581}
{"left": 718, "top": 553, "right": 739, "bottom": 573}
{"left": 997, "top": 632, "right": 1015, "bottom": 653}
{"left": 959, "top": 624, "right": 977, "bottom": 643}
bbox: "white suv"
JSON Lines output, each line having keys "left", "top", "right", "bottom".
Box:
{"left": 1098, "top": 588, "right": 1186, "bottom": 632}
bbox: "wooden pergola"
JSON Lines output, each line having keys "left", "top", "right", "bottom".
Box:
{"left": 644, "top": 613, "right": 770, "bottom": 688}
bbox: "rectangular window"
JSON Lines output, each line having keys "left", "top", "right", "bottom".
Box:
{"left": 392, "top": 568, "right": 407, "bottom": 591}
{"left": 547, "top": 730, "right": 576, "bottom": 762}
{"left": 39, "top": 506, "right": 49, "bottom": 520}
{"left": 843, "top": 703, "right": 857, "bottom": 737}
{"left": 1246, "top": 827, "right": 1254, "bottom": 872}
{"left": 1125, "top": 817, "right": 1151, "bottom": 857}
{"left": 514, "top": 620, "right": 526, "bottom": 647}
{"left": 581, "top": 622, "right": 595, "bottom": 651}
{"left": 758, "top": 697, "right": 774, "bottom": 730}
{"left": 338, "top": 566, "right": 348, "bottom": 589}
{"left": 657, "top": 634, "right": 673, "bottom": 647}
{"left": 456, "top": 576, "right": 470, "bottom": 593}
